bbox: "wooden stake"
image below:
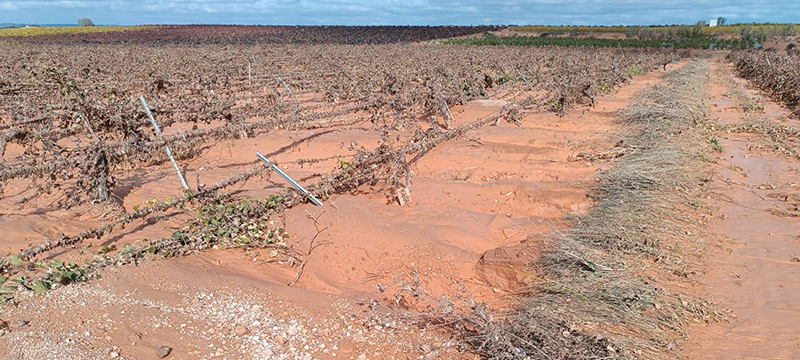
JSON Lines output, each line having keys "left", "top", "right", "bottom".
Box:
{"left": 247, "top": 60, "right": 252, "bottom": 87}
{"left": 79, "top": 112, "right": 111, "bottom": 202}
{"left": 440, "top": 99, "right": 454, "bottom": 129}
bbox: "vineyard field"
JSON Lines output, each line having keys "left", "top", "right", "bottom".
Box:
{"left": 729, "top": 50, "right": 800, "bottom": 115}
{"left": 1, "top": 25, "right": 501, "bottom": 45}
{"left": 0, "top": 30, "right": 701, "bottom": 359}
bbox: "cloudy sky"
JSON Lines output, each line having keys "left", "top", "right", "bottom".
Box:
{"left": 1, "top": 0, "right": 798, "bottom": 25}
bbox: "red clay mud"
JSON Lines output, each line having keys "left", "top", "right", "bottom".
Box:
{"left": 0, "top": 63, "right": 678, "bottom": 359}
{"left": 684, "top": 57, "right": 800, "bottom": 359}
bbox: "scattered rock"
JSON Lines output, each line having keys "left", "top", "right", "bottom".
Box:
{"left": 274, "top": 335, "right": 287, "bottom": 346}
{"left": 358, "top": 353, "right": 367, "bottom": 360}
{"left": 352, "top": 333, "right": 366, "bottom": 343}
{"left": 157, "top": 346, "right": 173, "bottom": 358}
{"left": 14, "top": 319, "right": 29, "bottom": 328}
{"left": 234, "top": 325, "right": 250, "bottom": 336}
{"left": 287, "top": 326, "right": 299, "bottom": 336}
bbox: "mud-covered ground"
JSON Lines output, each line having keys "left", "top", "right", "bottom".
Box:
{"left": 684, "top": 55, "right": 800, "bottom": 359}
{"left": 4, "top": 51, "right": 799, "bottom": 360}
{"left": 0, "top": 60, "right": 676, "bottom": 359}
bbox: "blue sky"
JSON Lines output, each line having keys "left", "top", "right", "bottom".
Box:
{"left": 1, "top": 0, "right": 798, "bottom": 26}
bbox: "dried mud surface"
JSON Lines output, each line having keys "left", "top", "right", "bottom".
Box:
{"left": 684, "top": 56, "right": 800, "bottom": 359}
{"left": 0, "top": 66, "right": 675, "bottom": 359}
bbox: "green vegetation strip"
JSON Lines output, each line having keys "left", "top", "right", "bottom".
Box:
{"left": 445, "top": 33, "right": 754, "bottom": 49}
{"left": 0, "top": 26, "right": 159, "bottom": 37}
{"left": 513, "top": 23, "right": 800, "bottom": 36}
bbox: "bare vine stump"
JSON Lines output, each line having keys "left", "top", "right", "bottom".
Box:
{"left": 396, "top": 187, "right": 411, "bottom": 206}
{"left": 93, "top": 149, "right": 110, "bottom": 202}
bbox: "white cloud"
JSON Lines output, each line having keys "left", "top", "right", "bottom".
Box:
{"left": 4, "top": 0, "right": 800, "bottom": 25}
{"left": 0, "top": 1, "right": 19, "bottom": 10}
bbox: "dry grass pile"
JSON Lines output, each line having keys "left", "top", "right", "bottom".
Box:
{"left": 462, "top": 58, "right": 723, "bottom": 359}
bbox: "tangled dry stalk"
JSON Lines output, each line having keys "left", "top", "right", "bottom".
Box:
{"left": 0, "top": 44, "right": 674, "bottom": 208}
{"left": 0, "top": 101, "right": 529, "bottom": 303}
{"left": 716, "top": 57, "right": 800, "bottom": 162}
{"left": 728, "top": 50, "right": 800, "bottom": 116}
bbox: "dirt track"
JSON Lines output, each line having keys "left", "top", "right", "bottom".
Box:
{"left": 684, "top": 56, "right": 800, "bottom": 358}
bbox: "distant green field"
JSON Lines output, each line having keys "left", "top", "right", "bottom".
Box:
{"left": 513, "top": 24, "right": 800, "bottom": 36}
{"left": 513, "top": 25, "right": 628, "bottom": 33}
{"left": 0, "top": 26, "right": 159, "bottom": 37}
{"left": 445, "top": 34, "right": 755, "bottom": 49}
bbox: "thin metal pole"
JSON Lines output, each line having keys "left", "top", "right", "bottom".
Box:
{"left": 517, "top": 71, "right": 536, "bottom": 92}
{"left": 256, "top": 152, "right": 323, "bottom": 206}
{"left": 278, "top": 76, "right": 300, "bottom": 105}
{"left": 278, "top": 77, "right": 293, "bottom": 94}
{"left": 139, "top": 96, "right": 189, "bottom": 190}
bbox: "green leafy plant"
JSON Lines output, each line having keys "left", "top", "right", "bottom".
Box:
{"left": 710, "top": 136, "right": 724, "bottom": 152}
{"left": 625, "top": 64, "right": 644, "bottom": 76}
{"left": 98, "top": 244, "right": 117, "bottom": 254}
{"left": 337, "top": 160, "right": 352, "bottom": 169}
{"left": 0, "top": 260, "right": 97, "bottom": 304}
{"left": 8, "top": 256, "right": 23, "bottom": 266}
{"left": 265, "top": 194, "right": 284, "bottom": 208}
{"left": 155, "top": 196, "right": 290, "bottom": 258}
{"left": 549, "top": 98, "right": 564, "bottom": 111}
{"left": 496, "top": 73, "right": 514, "bottom": 85}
